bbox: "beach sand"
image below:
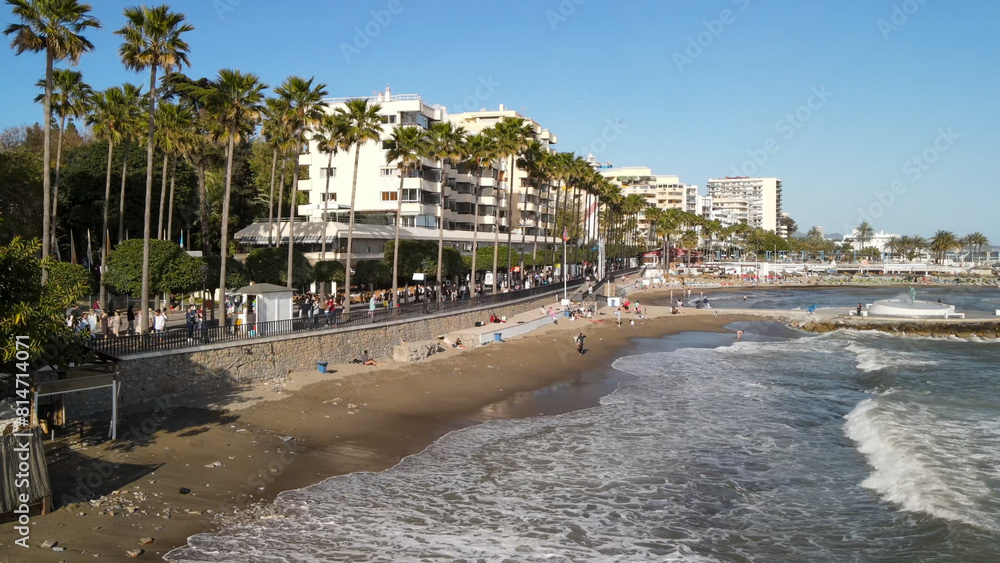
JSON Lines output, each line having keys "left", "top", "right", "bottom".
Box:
{"left": 0, "top": 299, "right": 744, "bottom": 562}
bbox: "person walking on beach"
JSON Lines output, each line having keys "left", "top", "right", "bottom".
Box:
{"left": 615, "top": 307, "right": 622, "bottom": 327}
{"left": 737, "top": 330, "right": 744, "bottom": 341}
{"left": 576, "top": 332, "right": 586, "bottom": 354}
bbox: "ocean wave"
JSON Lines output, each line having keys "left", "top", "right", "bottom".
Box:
{"left": 844, "top": 397, "right": 998, "bottom": 532}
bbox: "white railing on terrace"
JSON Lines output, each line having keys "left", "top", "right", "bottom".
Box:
{"left": 323, "top": 93, "right": 446, "bottom": 111}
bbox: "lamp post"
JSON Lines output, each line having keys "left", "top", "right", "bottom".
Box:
{"left": 562, "top": 227, "right": 569, "bottom": 300}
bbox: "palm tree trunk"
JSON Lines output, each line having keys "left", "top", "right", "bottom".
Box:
{"left": 391, "top": 168, "right": 405, "bottom": 309}
{"left": 99, "top": 140, "right": 114, "bottom": 311}
{"left": 166, "top": 155, "right": 177, "bottom": 241}
{"left": 572, "top": 185, "right": 581, "bottom": 267}
{"left": 505, "top": 155, "right": 515, "bottom": 286}
{"left": 51, "top": 114, "right": 67, "bottom": 260}
{"left": 531, "top": 186, "right": 540, "bottom": 276}
{"left": 267, "top": 147, "right": 278, "bottom": 247}
{"left": 157, "top": 150, "right": 168, "bottom": 239}
{"left": 470, "top": 171, "right": 481, "bottom": 298}
{"left": 436, "top": 167, "right": 447, "bottom": 297}
{"left": 519, "top": 174, "right": 528, "bottom": 279}
{"left": 40, "top": 51, "right": 53, "bottom": 283}
{"left": 286, "top": 148, "right": 301, "bottom": 289}
{"left": 118, "top": 140, "right": 130, "bottom": 244}
{"left": 343, "top": 145, "right": 362, "bottom": 314}
{"left": 198, "top": 158, "right": 209, "bottom": 255}
{"left": 320, "top": 150, "right": 333, "bottom": 260}
{"left": 140, "top": 66, "right": 158, "bottom": 334}
{"left": 491, "top": 175, "right": 499, "bottom": 295}
{"left": 550, "top": 182, "right": 561, "bottom": 273}
{"left": 275, "top": 157, "right": 287, "bottom": 247}
{"left": 219, "top": 132, "right": 235, "bottom": 325}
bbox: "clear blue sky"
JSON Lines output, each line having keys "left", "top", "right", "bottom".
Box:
{"left": 2, "top": 0, "right": 997, "bottom": 243}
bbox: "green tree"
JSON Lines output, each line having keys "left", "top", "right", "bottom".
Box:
{"left": 0, "top": 146, "right": 43, "bottom": 243}
{"left": 312, "top": 112, "right": 350, "bottom": 263}
{"left": 336, "top": 98, "right": 383, "bottom": 312}
{"left": 384, "top": 125, "right": 427, "bottom": 307}
{"left": 200, "top": 254, "right": 249, "bottom": 292}
{"left": 490, "top": 117, "right": 535, "bottom": 281}
{"left": 5, "top": 0, "right": 101, "bottom": 281}
{"left": 46, "top": 259, "right": 92, "bottom": 297}
{"left": 353, "top": 259, "right": 391, "bottom": 289}
{"left": 854, "top": 221, "right": 874, "bottom": 252}
{"left": 0, "top": 236, "right": 91, "bottom": 366}
{"left": 313, "top": 260, "right": 345, "bottom": 286}
{"left": 105, "top": 238, "right": 202, "bottom": 297}
{"left": 461, "top": 132, "right": 497, "bottom": 290}
{"left": 425, "top": 121, "right": 467, "bottom": 287}
{"left": 244, "top": 246, "right": 313, "bottom": 288}
{"left": 115, "top": 4, "right": 193, "bottom": 332}
{"left": 929, "top": 230, "right": 958, "bottom": 264}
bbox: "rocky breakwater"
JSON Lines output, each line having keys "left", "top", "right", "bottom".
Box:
{"left": 796, "top": 317, "right": 1000, "bottom": 340}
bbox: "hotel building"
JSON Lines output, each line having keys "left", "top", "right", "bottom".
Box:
{"left": 235, "top": 87, "right": 560, "bottom": 267}
{"left": 599, "top": 166, "right": 691, "bottom": 240}
{"left": 705, "top": 177, "right": 782, "bottom": 232}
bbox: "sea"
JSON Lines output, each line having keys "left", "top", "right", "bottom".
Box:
{"left": 166, "top": 291, "right": 1000, "bottom": 562}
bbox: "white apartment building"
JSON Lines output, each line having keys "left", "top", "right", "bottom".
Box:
{"left": 706, "top": 177, "right": 782, "bottom": 232}
{"left": 599, "top": 167, "right": 690, "bottom": 239}
{"left": 842, "top": 228, "right": 900, "bottom": 253}
{"left": 236, "top": 88, "right": 560, "bottom": 266}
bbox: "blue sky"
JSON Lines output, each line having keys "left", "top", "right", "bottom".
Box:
{"left": 2, "top": 0, "right": 997, "bottom": 242}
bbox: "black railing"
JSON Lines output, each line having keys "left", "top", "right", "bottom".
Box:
{"left": 92, "top": 279, "right": 588, "bottom": 357}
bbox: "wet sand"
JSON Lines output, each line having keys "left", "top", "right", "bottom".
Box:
{"left": 0, "top": 299, "right": 745, "bottom": 562}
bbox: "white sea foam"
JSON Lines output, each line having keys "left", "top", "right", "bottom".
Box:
{"left": 844, "top": 397, "right": 999, "bottom": 532}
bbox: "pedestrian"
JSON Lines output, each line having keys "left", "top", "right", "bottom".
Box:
{"left": 126, "top": 304, "right": 135, "bottom": 334}
{"left": 856, "top": 303, "right": 863, "bottom": 316}
{"left": 153, "top": 309, "right": 166, "bottom": 337}
{"left": 185, "top": 306, "right": 197, "bottom": 339}
{"left": 111, "top": 310, "right": 121, "bottom": 337}
{"left": 615, "top": 307, "right": 622, "bottom": 327}
{"left": 576, "top": 332, "right": 586, "bottom": 355}
{"left": 100, "top": 311, "right": 109, "bottom": 339}
{"left": 134, "top": 308, "right": 143, "bottom": 334}
{"left": 737, "top": 329, "right": 744, "bottom": 341}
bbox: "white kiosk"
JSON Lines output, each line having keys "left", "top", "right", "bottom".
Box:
{"left": 235, "top": 283, "right": 294, "bottom": 325}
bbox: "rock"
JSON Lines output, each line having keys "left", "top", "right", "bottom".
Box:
{"left": 139, "top": 537, "right": 154, "bottom": 545}
{"left": 52, "top": 546, "right": 67, "bottom": 552}
{"left": 126, "top": 548, "right": 144, "bottom": 557}
{"left": 392, "top": 340, "right": 444, "bottom": 362}
{"left": 40, "top": 540, "right": 58, "bottom": 549}
{"left": 179, "top": 487, "right": 191, "bottom": 495}
{"left": 204, "top": 461, "right": 222, "bottom": 468}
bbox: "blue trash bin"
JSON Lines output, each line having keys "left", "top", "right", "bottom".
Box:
{"left": 493, "top": 333, "right": 502, "bottom": 342}
{"left": 564, "top": 310, "right": 571, "bottom": 318}
{"left": 317, "top": 361, "right": 328, "bottom": 373}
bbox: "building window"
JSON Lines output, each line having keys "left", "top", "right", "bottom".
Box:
{"left": 320, "top": 167, "right": 336, "bottom": 179}
{"left": 380, "top": 114, "right": 397, "bottom": 124}
{"left": 401, "top": 216, "right": 416, "bottom": 227}
{"left": 381, "top": 167, "right": 395, "bottom": 177}
{"left": 322, "top": 192, "right": 337, "bottom": 201}
{"left": 381, "top": 191, "right": 398, "bottom": 201}
{"left": 401, "top": 188, "right": 419, "bottom": 202}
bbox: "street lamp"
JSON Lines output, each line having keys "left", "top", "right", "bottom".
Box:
{"left": 562, "top": 226, "right": 569, "bottom": 300}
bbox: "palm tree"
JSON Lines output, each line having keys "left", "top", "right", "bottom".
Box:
{"left": 854, "top": 221, "right": 874, "bottom": 254}
{"left": 929, "top": 230, "right": 959, "bottom": 264}
{"left": 384, "top": 125, "right": 428, "bottom": 309}
{"left": 116, "top": 4, "right": 193, "bottom": 332}
{"left": 967, "top": 232, "right": 989, "bottom": 265}
{"left": 463, "top": 133, "right": 498, "bottom": 296}
{"left": 261, "top": 96, "right": 290, "bottom": 247}
{"left": 516, "top": 141, "right": 548, "bottom": 274}
{"left": 87, "top": 85, "right": 128, "bottom": 309}
{"left": 35, "top": 66, "right": 92, "bottom": 258}
{"left": 426, "top": 121, "right": 467, "bottom": 293}
{"left": 490, "top": 117, "right": 534, "bottom": 286}
{"left": 336, "top": 98, "right": 383, "bottom": 314}
{"left": 5, "top": 0, "right": 100, "bottom": 281}
{"left": 312, "top": 112, "right": 350, "bottom": 262}
{"left": 201, "top": 69, "right": 266, "bottom": 323}
{"left": 156, "top": 100, "right": 194, "bottom": 241}
{"left": 274, "top": 76, "right": 328, "bottom": 289}
{"left": 114, "top": 82, "right": 143, "bottom": 245}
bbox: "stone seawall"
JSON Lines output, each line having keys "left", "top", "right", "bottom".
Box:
{"left": 67, "top": 294, "right": 560, "bottom": 419}
{"left": 797, "top": 318, "right": 1000, "bottom": 339}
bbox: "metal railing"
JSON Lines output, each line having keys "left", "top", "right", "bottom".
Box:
{"left": 92, "top": 279, "right": 587, "bottom": 357}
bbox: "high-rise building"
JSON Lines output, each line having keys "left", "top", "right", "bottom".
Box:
{"left": 705, "top": 177, "right": 782, "bottom": 232}
{"left": 599, "top": 167, "right": 698, "bottom": 240}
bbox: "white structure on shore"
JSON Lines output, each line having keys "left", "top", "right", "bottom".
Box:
{"left": 235, "top": 87, "right": 561, "bottom": 265}
{"left": 706, "top": 177, "right": 782, "bottom": 232}
{"left": 841, "top": 228, "right": 900, "bottom": 253}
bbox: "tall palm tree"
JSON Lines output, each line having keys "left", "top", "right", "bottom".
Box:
{"left": 854, "top": 221, "right": 874, "bottom": 253}
{"left": 312, "top": 112, "right": 350, "bottom": 262}
{"left": 463, "top": 132, "right": 498, "bottom": 296}
{"left": 5, "top": 0, "right": 100, "bottom": 281}
{"left": 87, "top": 85, "right": 128, "bottom": 309}
{"left": 516, "top": 141, "right": 547, "bottom": 274}
{"left": 35, "top": 66, "right": 91, "bottom": 258}
{"left": 156, "top": 100, "right": 194, "bottom": 241}
{"left": 929, "top": 230, "right": 958, "bottom": 264}
{"left": 261, "top": 96, "right": 290, "bottom": 247}
{"left": 426, "top": 121, "right": 467, "bottom": 292}
{"left": 385, "top": 125, "right": 428, "bottom": 309}
{"left": 275, "top": 76, "right": 328, "bottom": 289}
{"left": 336, "top": 98, "right": 383, "bottom": 313}
{"left": 490, "top": 117, "right": 534, "bottom": 285}
{"left": 116, "top": 4, "right": 192, "bottom": 332}
{"left": 201, "top": 69, "right": 266, "bottom": 322}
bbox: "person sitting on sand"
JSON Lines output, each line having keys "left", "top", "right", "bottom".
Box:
{"left": 357, "top": 350, "right": 384, "bottom": 366}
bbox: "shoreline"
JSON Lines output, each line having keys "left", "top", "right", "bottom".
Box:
{"left": 0, "top": 298, "right": 746, "bottom": 562}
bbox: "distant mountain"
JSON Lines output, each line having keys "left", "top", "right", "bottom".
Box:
{"left": 825, "top": 233, "right": 844, "bottom": 240}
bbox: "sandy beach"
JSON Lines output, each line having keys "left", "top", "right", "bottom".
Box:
{"left": 0, "top": 295, "right": 745, "bottom": 562}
